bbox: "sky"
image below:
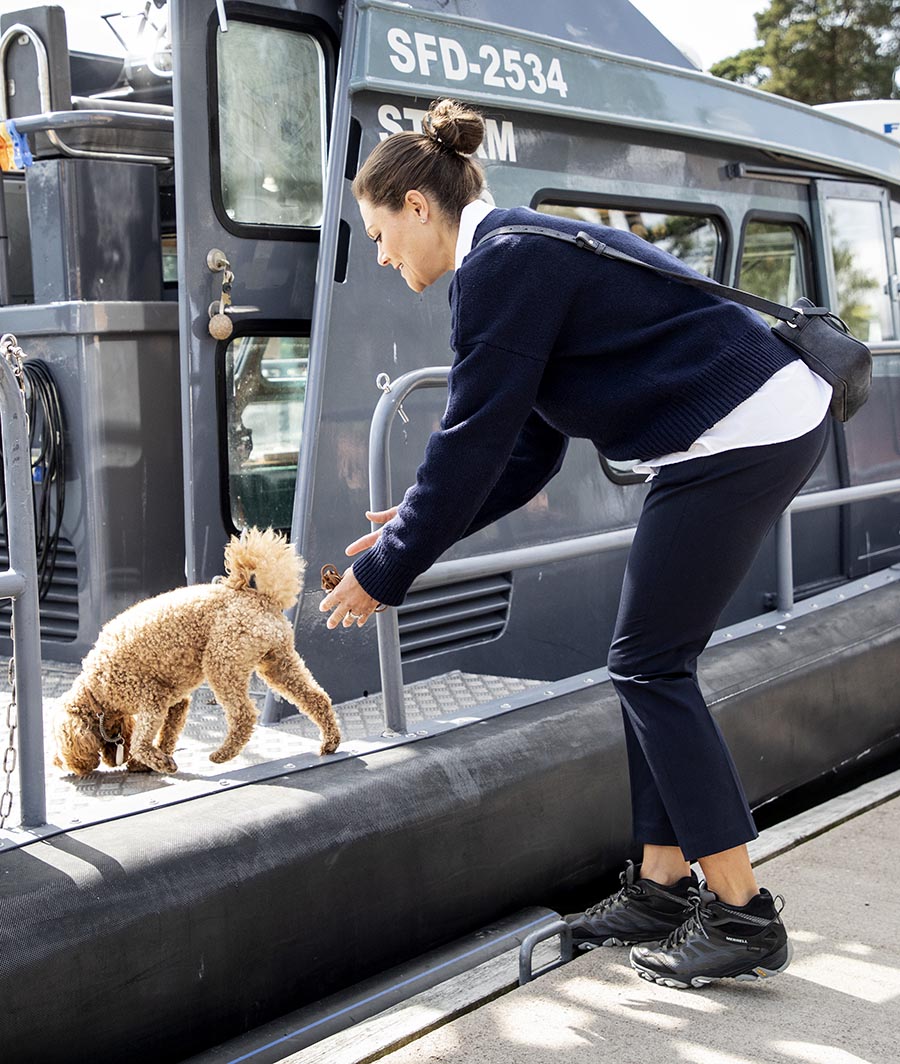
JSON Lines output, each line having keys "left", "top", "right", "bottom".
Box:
{"left": 0, "top": 0, "right": 764, "bottom": 69}
{"left": 629, "top": 0, "right": 765, "bottom": 70}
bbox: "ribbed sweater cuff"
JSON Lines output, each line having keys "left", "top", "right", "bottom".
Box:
{"left": 351, "top": 541, "right": 421, "bottom": 607}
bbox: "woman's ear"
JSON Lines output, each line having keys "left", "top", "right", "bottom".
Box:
{"left": 404, "top": 189, "right": 429, "bottom": 223}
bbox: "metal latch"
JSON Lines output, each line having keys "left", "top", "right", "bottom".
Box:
{"left": 206, "top": 249, "right": 258, "bottom": 340}
{"left": 376, "top": 372, "right": 410, "bottom": 424}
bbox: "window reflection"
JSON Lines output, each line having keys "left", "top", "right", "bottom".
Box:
{"left": 845, "top": 352, "right": 900, "bottom": 485}
{"left": 826, "top": 198, "right": 892, "bottom": 341}
{"left": 216, "top": 21, "right": 326, "bottom": 227}
{"left": 538, "top": 203, "right": 720, "bottom": 277}
{"left": 224, "top": 335, "right": 308, "bottom": 530}
{"left": 739, "top": 221, "right": 805, "bottom": 319}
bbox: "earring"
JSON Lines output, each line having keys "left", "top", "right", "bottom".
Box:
{"left": 421, "top": 218, "right": 426, "bottom": 224}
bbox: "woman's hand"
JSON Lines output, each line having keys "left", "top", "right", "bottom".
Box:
{"left": 319, "top": 565, "right": 381, "bottom": 629}
{"left": 319, "top": 508, "right": 398, "bottom": 629}
{"left": 344, "top": 507, "right": 399, "bottom": 557}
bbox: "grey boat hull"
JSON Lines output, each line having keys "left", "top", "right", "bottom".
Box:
{"left": 2, "top": 579, "right": 899, "bottom": 1063}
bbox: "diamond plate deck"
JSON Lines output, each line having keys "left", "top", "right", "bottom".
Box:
{"left": 1, "top": 664, "right": 539, "bottom": 836}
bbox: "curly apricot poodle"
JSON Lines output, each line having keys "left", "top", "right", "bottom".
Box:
{"left": 53, "top": 528, "right": 340, "bottom": 775}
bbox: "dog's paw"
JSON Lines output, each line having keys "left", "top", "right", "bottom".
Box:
{"left": 208, "top": 748, "right": 235, "bottom": 764}
{"left": 319, "top": 735, "right": 340, "bottom": 756}
{"left": 125, "top": 757, "right": 153, "bottom": 773}
{"left": 133, "top": 748, "right": 178, "bottom": 774}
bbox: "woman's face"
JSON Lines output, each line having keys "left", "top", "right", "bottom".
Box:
{"left": 358, "top": 192, "right": 455, "bottom": 293}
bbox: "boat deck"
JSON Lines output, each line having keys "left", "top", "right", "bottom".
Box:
{"left": 3, "top": 561, "right": 898, "bottom": 843}
{"left": 0, "top": 664, "right": 539, "bottom": 839}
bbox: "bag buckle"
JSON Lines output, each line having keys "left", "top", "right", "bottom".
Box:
{"left": 575, "top": 231, "right": 605, "bottom": 253}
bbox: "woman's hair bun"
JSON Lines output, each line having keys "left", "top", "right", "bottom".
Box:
{"left": 422, "top": 99, "right": 484, "bottom": 156}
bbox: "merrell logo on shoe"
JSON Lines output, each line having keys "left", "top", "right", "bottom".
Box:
{"left": 725, "top": 936, "right": 748, "bottom": 944}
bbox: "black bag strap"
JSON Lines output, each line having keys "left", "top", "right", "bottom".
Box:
{"left": 475, "top": 224, "right": 831, "bottom": 325}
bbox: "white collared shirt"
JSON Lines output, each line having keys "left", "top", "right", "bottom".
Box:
{"left": 455, "top": 197, "right": 497, "bottom": 270}
{"left": 453, "top": 200, "right": 831, "bottom": 476}
{"left": 632, "top": 360, "right": 831, "bottom": 477}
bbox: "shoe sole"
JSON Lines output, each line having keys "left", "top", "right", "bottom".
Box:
{"left": 630, "top": 940, "right": 793, "bottom": 989}
{"left": 576, "top": 934, "right": 668, "bottom": 950}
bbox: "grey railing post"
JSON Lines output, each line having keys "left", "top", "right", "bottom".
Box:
{"left": 368, "top": 368, "right": 450, "bottom": 733}
{"left": 775, "top": 476, "right": 900, "bottom": 614}
{"left": 0, "top": 336, "right": 44, "bottom": 827}
{"left": 775, "top": 511, "right": 794, "bottom": 613}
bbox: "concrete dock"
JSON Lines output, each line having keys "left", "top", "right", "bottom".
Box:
{"left": 375, "top": 793, "right": 900, "bottom": 1064}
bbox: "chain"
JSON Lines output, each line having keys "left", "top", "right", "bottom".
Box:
{"left": 0, "top": 333, "right": 28, "bottom": 401}
{"left": 0, "top": 334, "right": 29, "bottom": 829}
{"left": 0, "top": 620, "right": 18, "bottom": 828}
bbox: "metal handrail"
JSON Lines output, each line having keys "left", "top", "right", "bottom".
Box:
{"left": 775, "top": 477, "right": 900, "bottom": 611}
{"left": 368, "top": 369, "right": 449, "bottom": 731}
{"left": 11, "top": 110, "right": 174, "bottom": 135}
{"left": 368, "top": 366, "right": 900, "bottom": 730}
{"left": 0, "top": 336, "right": 44, "bottom": 828}
{"left": 0, "top": 23, "right": 171, "bottom": 165}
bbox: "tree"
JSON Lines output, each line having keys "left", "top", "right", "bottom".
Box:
{"left": 710, "top": 0, "right": 900, "bottom": 105}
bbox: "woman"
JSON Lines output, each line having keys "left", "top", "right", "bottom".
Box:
{"left": 319, "top": 99, "right": 830, "bottom": 988}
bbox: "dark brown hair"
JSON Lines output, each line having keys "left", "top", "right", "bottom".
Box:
{"left": 351, "top": 99, "right": 485, "bottom": 219}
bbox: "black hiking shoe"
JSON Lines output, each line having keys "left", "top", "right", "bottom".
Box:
{"left": 565, "top": 860, "right": 699, "bottom": 949}
{"left": 629, "top": 885, "right": 793, "bottom": 988}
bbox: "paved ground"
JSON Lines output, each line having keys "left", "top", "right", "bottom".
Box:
{"left": 377, "top": 795, "right": 900, "bottom": 1064}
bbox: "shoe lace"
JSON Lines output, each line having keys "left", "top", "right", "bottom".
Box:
{"left": 661, "top": 893, "right": 711, "bottom": 950}
{"left": 584, "top": 861, "right": 641, "bottom": 917}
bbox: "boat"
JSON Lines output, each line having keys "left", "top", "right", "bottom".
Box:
{"left": 0, "top": 3, "right": 898, "bottom": 1060}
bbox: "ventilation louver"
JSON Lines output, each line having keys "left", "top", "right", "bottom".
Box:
{"left": 398, "top": 573, "right": 512, "bottom": 664}
{"left": 0, "top": 535, "right": 78, "bottom": 641}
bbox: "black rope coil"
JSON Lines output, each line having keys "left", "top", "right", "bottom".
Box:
{"left": 0, "top": 358, "right": 67, "bottom": 600}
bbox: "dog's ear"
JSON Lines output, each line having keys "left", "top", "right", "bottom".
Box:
{"left": 53, "top": 711, "right": 102, "bottom": 777}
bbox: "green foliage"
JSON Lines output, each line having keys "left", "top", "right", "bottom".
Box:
{"left": 739, "top": 223, "right": 803, "bottom": 312}
{"left": 832, "top": 243, "right": 880, "bottom": 337}
{"left": 709, "top": 0, "right": 900, "bottom": 104}
{"left": 708, "top": 47, "right": 767, "bottom": 88}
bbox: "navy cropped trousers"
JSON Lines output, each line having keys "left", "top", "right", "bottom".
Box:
{"left": 607, "top": 416, "right": 830, "bottom": 862}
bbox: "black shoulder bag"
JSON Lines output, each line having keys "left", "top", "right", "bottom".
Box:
{"left": 475, "top": 224, "right": 872, "bottom": 422}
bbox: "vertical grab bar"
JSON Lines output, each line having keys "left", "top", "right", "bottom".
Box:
{"left": 0, "top": 335, "right": 44, "bottom": 828}
{"left": 367, "top": 369, "right": 450, "bottom": 734}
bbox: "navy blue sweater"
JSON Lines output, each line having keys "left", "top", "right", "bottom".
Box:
{"left": 352, "top": 206, "right": 797, "bottom": 606}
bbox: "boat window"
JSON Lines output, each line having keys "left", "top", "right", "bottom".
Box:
{"left": 825, "top": 198, "right": 893, "bottom": 341}
{"left": 161, "top": 236, "right": 178, "bottom": 285}
{"left": 223, "top": 335, "right": 308, "bottom": 531}
{"left": 844, "top": 352, "right": 900, "bottom": 488}
{"left": 215, "top": 21, "right": 326, "bottom": 228}
{"left": 538, "top": 203, "right": 720, "bottom": 277}
{"left": 738, "top": 221, "right": 806, "bottom": 320}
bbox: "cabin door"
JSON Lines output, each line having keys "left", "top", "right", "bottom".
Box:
{"left": 815, "top": 181, "right": 900, "bottom": 577}
{"left": 170, "top": 0, "right": 339, "bottom": 581}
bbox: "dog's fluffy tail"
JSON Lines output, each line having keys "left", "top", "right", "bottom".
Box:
{"left": 222, "top": 527, "right": 305, "bottom": 610}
